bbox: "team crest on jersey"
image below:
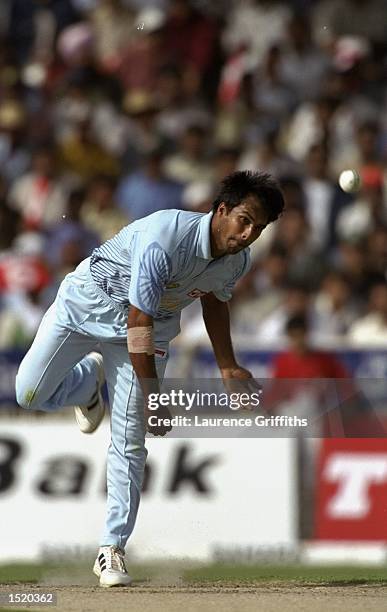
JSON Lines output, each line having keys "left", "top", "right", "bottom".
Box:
{"left": 188, "top": 288, "right": 208, "bottom": 298}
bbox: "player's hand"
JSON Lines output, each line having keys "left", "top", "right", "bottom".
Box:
{"left": 220, "top": 365, "right": 262, "bottom": 409}
{"left": 145, "top": 405, "right": 173, "bottom": 437}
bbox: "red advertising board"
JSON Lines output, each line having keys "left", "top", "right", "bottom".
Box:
{"left": 315, "top": 439, "right": 387, "bottom": 540}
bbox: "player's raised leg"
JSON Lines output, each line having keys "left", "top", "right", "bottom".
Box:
{"left": 15, "top": 301, "right": 101, "bottom": 413}
{"left": 92, "top": 340, "right": 168, "bottom": 587}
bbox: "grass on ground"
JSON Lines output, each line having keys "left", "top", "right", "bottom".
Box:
{"left": 1, "top": 562, "right": 387, "bottom": 587}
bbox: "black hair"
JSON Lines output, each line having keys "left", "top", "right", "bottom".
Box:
{"left": 212, "top": 171, "right": 285, "bottom": 224}
{"left": 286, "top": 314, "right": 308, "bottom": 333}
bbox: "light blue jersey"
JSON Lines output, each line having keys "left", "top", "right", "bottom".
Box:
{"left": 89, "top": 209, "right": 250, "bottom": 342}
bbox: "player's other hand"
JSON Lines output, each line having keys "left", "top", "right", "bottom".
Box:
{"left": 145, "top": 405, "right": 173, "bottom": 437}
{"left": 220, "top": 365, "right": 262, "bottom": 408}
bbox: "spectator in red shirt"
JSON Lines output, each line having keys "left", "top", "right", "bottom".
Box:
{"left": 269, "top": 314, "right": 382, "bottom": 436}
{"left": 273, "top": 314, "right": 348, "bottom": 379}
{"left": 163, "top": 0, "right": 220, "bottom": 97}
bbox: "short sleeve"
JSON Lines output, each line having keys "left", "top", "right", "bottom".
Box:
{"left": 129, "top": 237, "right": 172, "bottom": 317}
{"left": 213, "top": 249, "right": 251, "bottom": 302}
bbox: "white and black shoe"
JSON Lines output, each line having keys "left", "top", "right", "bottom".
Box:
{"left": 93, "top": 546, "right": 132, "bottom": 587}
{"left": 74, "top": 352, "right": 105, "bottom": 434}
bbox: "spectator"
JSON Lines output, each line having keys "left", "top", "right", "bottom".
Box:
{"left": 163, "top": 124, "right": 212, "bottom": 183}
{"left": 248, "top": 45, "right": 297, "bottom": 126}
{"left": 45, "top": 188, "right": 100, "bottom": 271}
{"left": 178, "top": 150, "right": 237, "bottom": 219}
{"left": 302, "top": 142, "right": 343, "bottom": 250}
{"left": 8, "top": 145, "right": 68, "bottom": 230}
{"left": 156, "top": 64, "right": 211, "bottom": 141}
{"left": 162, "top": 0, "right": 220, "bottom": 96}
{"left": 253, "top": 281, "right": 315, "bottom": 346}
{"left": 212, "top": 147, "right": 240, "bottom": 182}
{"left": 0, "top": 289, "right": 46, "bottom": 349}
{"left": 333, "top": 119, "right": 383, "bottom": 177}
{"left": 365, "top": 227, "right": 387, "bottom": 278}
{"left": 313, "top": 270, "right": 360, "bottom": 345}
{"left": 8, "top": 0, "right": 79, "bottom": 66}
{"left": 271, "top": 313, "right": 381, "bottom": 437}
{"left": 121, "top": 89, "right": 172, "bottom": 171}
{"left": 231, "top": 245, "right": 289, "bottom": 335}
{"left": 336, "top": 166, "right": 387, "bottom": 241}
{"left": 90, "top": 0, "right": 135, "bottom": 72}
{"left": 116, "top": 7, "right": 167, "bottom": 91}
{"left": 80, "top": 175, "right": 129, "bottom": 242}
{"left": 182, "top": 181, "right": 213, "bottom": 213}
{"left": 0, "top": 99, "right": 30, "bottom": 183}
{"left": 272, "top": 314, "right": 349, "bottom": 378}
{"left": 0, "top": 198, "right": 20, "bottom": 250}
{"left": 313, "top": 0, "right": 387, "bottom": 47}
{"left": 222, "top": 0, "right": 290, "bottom": 72}
{"left": 335, "top": 238, "right": 371, "bottom": 301}
{"left": 349, "top": 281, "right": 387, "bottom": 346}
{"left": 283, "top": 95, "right": 341, "bottom": 163}
{"left": 279, "top": 12, "right": 331, "bottom": 102}
{"left": 59, "top": 116, "right": 120, "bottom": 181}
{"left": 0, "top": 226, "right": 51, "bottom": 349}
{"left": 54, "top": 77, "right": 127, "bottom": 157}
{"left": 272, "top": 206, "right": 326, "bottom": 287}
{"left": 56, "top": 22, "right": 123, "bottom": 104}
{"left": 279, "top": 175, "right": 306, "bottom": 209}
{"left": 239, "top": 128, "right": 300, "bottom": 179}
{"left": 116, "top": 147, "right": 184, "bottom": 220}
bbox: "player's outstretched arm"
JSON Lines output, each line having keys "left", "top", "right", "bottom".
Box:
{"left": 200, "top": 292, "right": 238, "bottom": 373}
{"left": 200, "top": 293, "right": 261, "bottom": 399}
{"left": 127, "top": 306, "right": 172, "bottom": 436}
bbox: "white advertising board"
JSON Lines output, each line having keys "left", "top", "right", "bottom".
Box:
{"left": 0, "top": 421, "right": 296, "bottom": 561}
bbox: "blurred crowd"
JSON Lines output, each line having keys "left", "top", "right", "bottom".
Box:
{"left": 0, "top": 0, "right": 387, "bottom": 350}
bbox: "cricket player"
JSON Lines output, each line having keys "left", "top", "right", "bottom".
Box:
{"left": 15, "top": 171, "right": 284, "bottom": 587}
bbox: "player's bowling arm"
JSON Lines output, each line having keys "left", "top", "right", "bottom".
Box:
{"left": 127, "top": 306, "right": 159, "bottom": 397}
{"left": 200, "top": 292, "right": 238, "bottom": 372}
{"left": 127, "top": 307, "right": 172, "bottom": 436}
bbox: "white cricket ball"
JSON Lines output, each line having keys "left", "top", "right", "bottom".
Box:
{"left": 339, "top": 169, "right": 361, "bottom": 193}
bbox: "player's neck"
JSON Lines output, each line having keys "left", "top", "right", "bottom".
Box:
{"left": 210, "top": 216, "right": 226, "bottom": 258}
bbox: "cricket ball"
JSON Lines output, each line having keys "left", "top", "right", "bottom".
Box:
{"left": 339, "top": 169, "right": 361, "bottom": 193}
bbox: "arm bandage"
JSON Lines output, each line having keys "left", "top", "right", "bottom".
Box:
{"left": 127, "top": 326, "right": 155, "bottom": 355}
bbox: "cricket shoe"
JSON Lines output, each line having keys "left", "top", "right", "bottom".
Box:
{"left": 74, "top": 352, "right": 105, "bottom": 434}
{"left": 93, "top": 546, "right": 132, "bottom": 587}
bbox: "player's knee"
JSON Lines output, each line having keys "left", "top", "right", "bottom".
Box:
{"left": 125, "top": 444, "right": 147, "bottom": 469}
{"left": 128, "top": 444, "right": 147, "bottom": 459}
{"left": 15, "top": 374, "right": 39, "bottom": 410}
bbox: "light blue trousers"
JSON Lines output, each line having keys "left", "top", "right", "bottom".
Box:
{"left": 15, "top": 259, "right": 168, "bottom": 549}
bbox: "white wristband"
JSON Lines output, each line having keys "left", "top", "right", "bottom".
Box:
{"left": 127, "top": 326, "right": 155, "bottom": 355}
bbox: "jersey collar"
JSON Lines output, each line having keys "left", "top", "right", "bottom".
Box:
{"left": 196, "top": 211, "right": 214, "bottom": 260}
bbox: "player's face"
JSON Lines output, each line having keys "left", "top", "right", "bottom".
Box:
{"left": 214, "top": 196, "right": 269, "bottom": 256}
